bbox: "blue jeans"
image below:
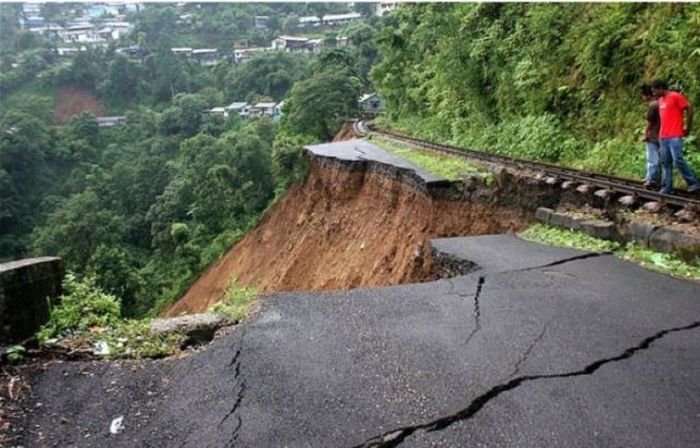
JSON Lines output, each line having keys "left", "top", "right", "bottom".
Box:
{"left": 659, "top": 137, "right": 698, "bottom": 194}
{"left": 644, "top": 141, "right": 660, "bottom": 183}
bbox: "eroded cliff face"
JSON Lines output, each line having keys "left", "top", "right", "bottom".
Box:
{"left": 163, "top": 154, "right": 533, "bottom": 317}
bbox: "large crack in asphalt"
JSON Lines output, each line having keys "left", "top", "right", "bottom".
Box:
{"left": 352, "top": 320, "right": 700, "bottom": 448}
{"left": 508, "top": 251, "right": 611, "bottom": 274}
{"left": 218, "top": 347, "right": 245, "bottom": 427}
{"left": 508, "top": 320, "right": 551, "bottom": 379}
{"left": 463, "top": 276, "right": 485, "bottom": 346}
{"left": 218, "top": 329, "right": 247, "bottom": 446}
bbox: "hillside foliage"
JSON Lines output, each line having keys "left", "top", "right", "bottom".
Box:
{"left": 0, "top": 3, "right": 373, "bottom": 316}
{"left": 372, "top": 3, "right": 700, "bottom": 179}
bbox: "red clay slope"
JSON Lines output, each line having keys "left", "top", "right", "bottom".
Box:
{"left": 54, "top": 87, "right": 106, "bottom": 124}
{"left": 163, "top": 157, "right": 530, "bottom": 317}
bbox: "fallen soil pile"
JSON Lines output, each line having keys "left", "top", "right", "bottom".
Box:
{"left": 54, "top": 87, "right": 106, "bottom": 124}
{"left": 164, "top": 156, "right": 533, "bottom": 316}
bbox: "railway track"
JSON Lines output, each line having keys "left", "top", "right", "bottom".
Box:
{"left": 352, "top": 120, "right": 700, "bottom": 212}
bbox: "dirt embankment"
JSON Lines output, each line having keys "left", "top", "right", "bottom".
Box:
{"left": 54, "top": 87, "right": 106, "bottom": 124}
{"left": 164, "top": 156, "right": 533, "bottom": 317}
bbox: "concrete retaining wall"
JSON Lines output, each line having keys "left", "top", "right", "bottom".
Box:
{"left": 535, "top": 207, "right": 700, "bottom": 259}
{"left": 0, "top": 257, "right": 64, "bottom": 344}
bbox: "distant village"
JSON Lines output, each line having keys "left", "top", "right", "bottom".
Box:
{"left": 18, "top": 2, "right": 392, "bottom": 126}
{"left": 202, "top": 92, "right": 381, "bottom": 123}
{"left": 21, "top": 2, "right": 399, "bottom": 63}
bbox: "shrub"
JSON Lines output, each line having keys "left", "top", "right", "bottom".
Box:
{"left": 38, "top": 273, "right": 121, "bottom": 342}
{"left": 210, "top": 278, "right": 258, "bottom": 322}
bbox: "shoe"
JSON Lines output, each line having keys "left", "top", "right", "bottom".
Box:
{"left": 689, "top": 184, "right": 700, "bottom": 193}
{"left": 658, "top": 188, "right": 672, "bottom": 195}
{"left": 643, "top": 180, "right": 657, "bottom": 190}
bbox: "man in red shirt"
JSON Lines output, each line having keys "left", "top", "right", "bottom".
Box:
{"left": 650, "top": 79, "right": 698, "bottom": 194}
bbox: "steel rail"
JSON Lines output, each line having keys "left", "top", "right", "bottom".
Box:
{"left": 355, "top": 121, "right": 700, "bottom": 209}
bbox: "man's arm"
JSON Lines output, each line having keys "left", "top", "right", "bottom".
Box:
{"left": 644, "top": 120, "right": 652, "bottom": 141}
{"left": 685, "top": 104, "right": 693, "bottom": 136}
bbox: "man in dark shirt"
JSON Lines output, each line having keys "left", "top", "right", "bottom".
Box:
{"left": 640, "top": 84, "right": 660, "bottom": 189}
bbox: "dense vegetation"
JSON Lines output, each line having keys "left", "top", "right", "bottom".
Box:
{"left": 0, "top": 3, "right": 370, "bottom": 316}
{"left": 372, "top": 3, "right": 700, "bottom": 179}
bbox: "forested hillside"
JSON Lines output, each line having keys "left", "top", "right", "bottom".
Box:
{"left": 372, "top": 2, "right": 700, "bottom": 178}
{"left": 0, "top": 3, "right": 372, "bottom": 316}
{"left": 3, "top": 2, "right": 699, "bottom": 319}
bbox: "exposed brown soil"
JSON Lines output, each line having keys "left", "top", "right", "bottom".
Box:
{"left": 333, "top": 121, "right": 357, "bottom": 141}
{"left": 54, "top": 87, "right": 106, "bottom": 124}
{"left": 164, "top": 159, "right": 531, "bottom": 317}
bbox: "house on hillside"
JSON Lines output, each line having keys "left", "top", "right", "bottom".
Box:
{"left": 29, "top": 25, "right": 64, "bottom": 39}
{"left": 97, "top": 116, "right": 128, "bottom": 127}
{"left": 56, "top": 47, "right": 86, "bottom": 57}
{"left": 205, "top": 102, "right": 251, "bottom": 120}
{"left": 233, "top": 47, "right": 270, "bottom": 64}
{"left": 191, "top": 49, "right": 219, "bottom": 66}
{"left": 298, "top": 16, "right": 321, "bottom": 28}
{"left": 117, "top": 45, "right": 149, "bottom": 61}
{"left": 322, "top": 12, "right": 362, "bottom": 27}
{"left": 272, "top": 36, "right": 322, "bottom": 54}
{"left": 22, "top": 3, "right": 41, "bottom": 16}
{"left": 226, "top": 102, "right": 250, "bottom": 118}
{"left": 100, "top": 21, "right": 132, "bottom": 40}
{"left": 24, "top": 16, "right": 46, "bottom": 29}
{"left": 273, "top": 101, "right": 284, "bottom": 121}
{"left": 374, "top": 2, "right": 399, "bottom": 16}
{"left": 255, "top": 15, "right": 270, "bottom": 29}
{"left": 359, "top": 93, "right": 383, "bottom": 116}
{"left": 171, "top": 47, "right": 193, "bottom": 57}
{"left": 61, "top": 25, "right": 105, "bottom": 44}
{"left": 272, "top": 36, "right": 309, "bottom": 53}
{"left": 248, "top": 102, "right": 278, "bottom": 119}
{"left": 205, "top": 107, "right": 228, "bottom": 119}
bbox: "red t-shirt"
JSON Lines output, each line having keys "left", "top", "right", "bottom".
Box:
{"left": 658, "top": 91, "right": 690, "bottom": 138}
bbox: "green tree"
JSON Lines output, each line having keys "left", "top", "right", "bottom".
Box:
{"left": 271, "top": 132, "right": 315, "bottom": 193}
{"left": 283, "top": 70, "right": 361, "bottom": 141}
{"left": 225, "top": 52, "right": 310, "bottom": 101}
{"left": 102, "top": 53, "right": 144, "bottom": 102}
{"left": 158, "top": 93, "right": 210, "bottom": 137}
{"left": 31, "top": 190, "right": 127, "bottom": 270}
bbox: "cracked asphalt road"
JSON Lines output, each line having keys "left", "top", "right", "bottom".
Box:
{"left": 16, "top": 236, "right": 700, "bottom": 447}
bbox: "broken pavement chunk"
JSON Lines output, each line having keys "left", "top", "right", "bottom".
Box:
{"left": 150, "top": 313, "right": 231, "bottom": 346}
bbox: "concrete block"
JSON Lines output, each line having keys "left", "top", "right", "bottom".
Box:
{"left": 627, "top": 221, "right": 658, "bottom": 246}
{"left": 648, "top": 227, "right": 700, "bottom": 257}
{"left": 549, "top": 212, "right": 576, "bottom": 230}
{"left": 648, "top": 227, "right": 679, "bottom": 253}
{"left": 535, "top": 207, "right": 553, "bottom": 224}
{"left": 150, "top": 313, "right": 232, "bottom": 346}
{"left": 0, "top": 257, "right": 64, "bottom": 343}
{"left": 580, "top": 219, "right": 618, "bottom": 241}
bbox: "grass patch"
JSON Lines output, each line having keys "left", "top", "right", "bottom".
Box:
{"left": 210, "top": 278, "right": 259, "bottom": 322}
{"left": 372, "top": 136, "right": 491, "bottom": 181}
{"left": 520, "top": 223, "right": 620, "bottom": 252}
{"left": 520, "top": 224, "right": 700, "bottom": 281}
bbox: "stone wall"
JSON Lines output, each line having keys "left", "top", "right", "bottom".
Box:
{"left": 0, "top": 257, "right": 64, "bottom": 344}
{"left": 535, "top": 207, "right": 700, "bottom": 259}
